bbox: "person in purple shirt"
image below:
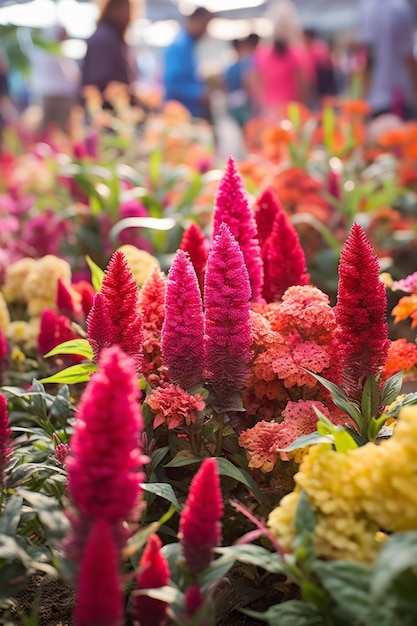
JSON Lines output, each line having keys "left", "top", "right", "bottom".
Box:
{"left": 81, "top": 0, "right": 137, "bottom": 104}
{"left": 163, "top": 8, "right": 212, "bottom": 119}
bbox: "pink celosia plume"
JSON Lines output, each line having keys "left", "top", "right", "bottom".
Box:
{"left": 212, "top": 156, "right": 263, "bottom": 301}
{"left": 333, "top": 223, "right": 390, "bottom": 400}
{"left": 133, "top": 533, "right": 170, "bottom": 626}
{"left": 138, "top": 268, "right": 166, "bottom": 383}
{"left": 184, "top": 586, "right": 204, "bottom": 621}
{"left": 204, "top": 224, "right": 252, "bottom": 409}
{"left": 180, "top": 222, "right": 209, "bottom": 293}
{"left": 179, "top": 458, "right": 223, "bottom": 577}
{"left": 0, "top": 393, "right": 11, "bottom": 487}
{"left": 87, "top": 292, "right": 116, "bottom": 363}
{"left": 254, "top": 189, "right": 280, "bottom": 249}
{"left": 161, "top": 250, "right": 204, "bottom": 389}
{"left": 73, "top": 518, "right": 123, "bottom": 626}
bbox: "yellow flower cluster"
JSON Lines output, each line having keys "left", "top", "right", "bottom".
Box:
{"left": 6, "top": 319, "right": 40, "bottom": 351}
{"left": 0, "top": 293, "right": 10, "bottom": 332}
{"left": 268, "top": 406, "right": 417, "bottom": 563}
{"left": 117, "top": 245, "right": 160, "bottom": 287}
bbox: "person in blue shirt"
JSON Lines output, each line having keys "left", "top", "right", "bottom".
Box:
{"left": 224, "top": 34, "right": 259, "bottom": 127}
{"left": 163, "top": 7, "right": 212, "bottom": 119}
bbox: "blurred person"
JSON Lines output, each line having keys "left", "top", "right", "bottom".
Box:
{"left": 163, "top": 7, "right": 212, "bottom": 119}
{"left": 81, "top": 0, "right": 137, "bottom": 104}
{"left": 0, "top": 56, "right": 17, "bottom": 151}
{"left": 224, "top": 34, "right": 259, "bottom": 127}
{"left": 359, "top": 0, "right": 417, "bottom": 119}
{"left": 296, "top": 29, "right": 337, "bottom": 107}
{"left": 252, "top": 0, "right": 307, "bottom": 115}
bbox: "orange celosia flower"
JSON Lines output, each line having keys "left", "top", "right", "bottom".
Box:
{"left": 339, "top": 99, "right": 371, "bottom": 117}
{"left": 146, "top": 384, "right": 205, "bottom": 429}
{"left": 382, "top": 338, "right": 417, "bottom": 381}
{"left": 392, "top": 294, "right": 417, "bottom": 326}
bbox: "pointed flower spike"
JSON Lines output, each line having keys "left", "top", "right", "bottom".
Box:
{"left": 334, "top": 223, "right": 390, "bottom": 400}
{"left": 67, "top": 345, "right": 145, "bottom": 523}
{"left": 38, "top": 309, "right": 83, "bottom": 364}
{"left": 74, "top": 518, "right": 123, "bottom": 626}
{"left": 262, "top": 204, "right": 309, "bottom": 303}
{"left": 212, "top": 156, "right": 264, "bottom": 301}
{"left": 0, "top": 393, "right": 11, "bottom": 488}
{"left": 161, "top": 250, "right": 204, "bottom": 389}
{"left": 179, "top": 458, "right": 223, "bottom": 578}
{"left": 86, "top": 292, "right": 116, "bottom": 363}
{"left": 254, "top": 188, "right": 280, "bottom": 249}
{"left": 180, "top": 222, "right": 209, "bottom": 293}
{"left": 204, "top": 223, "right": 252, "bottom": 409}
{"left": 133, "top": 534, "right": 170, "bottom": 626}
{"left": 138, "top": 268, "right": 166, "bottom": 334}
{"left": 57, "top": 277, "right": 76, "bottom": 318}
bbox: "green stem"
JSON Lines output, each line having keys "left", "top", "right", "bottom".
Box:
{"left": 215, "top": 413, "right": 224, "bottom": 457}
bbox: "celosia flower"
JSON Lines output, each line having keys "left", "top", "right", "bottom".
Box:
{"left": 72, "top": 280, "right": 95, "bottom": 317}
{"left": 212, "top": 157, "right": 263, "bottom": 301}
{"left": 391, "top": 271, "right": 417, "bottom": 293}
{"left": 254, "top": 189, "right": 280, "bottom": 249}
{"left": 38, "top": 309, "right": 83, "bottom": 365}
{"left": 87, "top": 251, "right": 144, "bottom": 371}
{"left": 180, "top": 222, "right": 209, "bottom": 293}
{"left": 74, "top": 518, "right": 123, "bottom": 626}
{"left": 67, "top": 345, "right": 145, "bottom": 524}
{"left": 327, "top": 168, "right": 341, "bottom": 201}
{"left": 184, "top": 586, "right": 204, "bottom": 621}
{"left": 133, "top": 534, "right": 170, "bottom": 626}
{"left": 261, "top": 206, "right": 309, "bottom": 303}
{"left": 391, "top": 293, "right": 417, "bottom": 327}
{"left": 333, "top": 224, "right": 390, "bottom": 400}
{"left": 55, "top": 443, "right": 70, "bottom": 465}
{"left": 57, "top": 278, "right": 77, "bottom": 318}
{"left": 139, "top": 268, "right": 166, "bottom": 383}
{"left": 204, "top": 224, "right": 252, "bottom": 409}
{"left": 146, "top": 384, "right": 205, "bottom": 429}
{"left": 0, "top": 393, "right": 11, "bottom": 487}
{"left": 270, "top": 340, "right": 330, "bottom": 389}
{"left": 179, "top": 458, "right": 223, "bottom": 577}
{"left": 161, "top": 250, "right": 204, "bottom": 389}
{"left": 382, "top": 338, "right": 417, "bottom": 381}
{"left": 117, "top": 245, "right": 160, "bottom": 287}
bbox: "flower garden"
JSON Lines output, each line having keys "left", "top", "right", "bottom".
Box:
{"left": 1, "top": 100, "right": 417, "bottom": 625}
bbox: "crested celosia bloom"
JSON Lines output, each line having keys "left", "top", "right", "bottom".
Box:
{"left": 66, "top": 345, "right": 145, "bottom": 526}
{"left": 261, "top": 200, "right": 309, "bottom": 303}
{"left": 74, "top": 518, "right": 123, "bottom": 626}
{"left": 138, "top": 268, "right": 166, "bottom": 384}
{"left": 146, "top": 384, "right": 205, "bottom": 429}
{"left": 87, "top": 252, "right": 144, "bottom": 371}
{"left": 180, "top": 222, "right": 209, "bottom": 293}
{"left": 333, "top": 224, "right": 390, "bottom": 400}
{"left": 254, "top": 189, "right": 279, "bottom": 249}
{"left": 204, "top": 224, "right": 252, "bottom": 409}
{"left": 0, "top": 393, "right": 11, "bottom": 487}
{"left": 268, "top": 405, "right": 417, "bottom": 563}
{"left": 179, "top": 458, "right": 223, "bottom": 577}
{"left": 161, "top": 250, "right": 204, "bottom": 389}
{"left": 133, "top": 533, "right": 170, "bottom": 626}
{"left": 38, "top": 309, "right": 83, "bottom": 365}
{"left": 382, "top": 338, "right": 417, "bottom": 381}
{"left": 212, "top": 157, "right": 263, "bottom": 301}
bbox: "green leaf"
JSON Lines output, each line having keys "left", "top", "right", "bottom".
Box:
{"left": 242, "top": 600, "right": 324, "bottom": 625}
{"left": 86, "top": 255, "right": 104, "bottom": 292}
{"left": 43, "top": 339, "right": 93, "bottom": 360}
{"left": 306, "top": 371, "right": 363, "bottom": 430}
{"left": 215, "top": 457, "right": 263, "bottom": 504}
{"left": 381, "top": 371, "right": 403, "bottom": 406}
{"left": 316, "top": 411, "right": 358, "bottom": 453}
{"left": 134, "top": 585, "right": 182, "bottom": 605}
{"left": 164, "top": 453, "right": 202, "bottom": 468}
{"left": 141, "top": 483, "right": 180, "bottom": 511}
{"left": 295, "top": 491, "right": 315, "bottom": 536}
{"left": 323, "top": 106, "right": 336, "bottom": 152}
{"left": 17, "top": 490, "right": 69, "bottom": 538}
{"left": 371, "top": 532, "right": 417, "bottom": 601}
{"left": 361, "top": 375, "right": 380, "bottom": 422}
{"left": 122, "top": 506, "right": 176, "bottom": 559}
{"left": 198, "top": 552, "right": 236, "bottom": 589}
{"left": 0, "top": 495, "right": 23, "bottom": 535}
{"left": 386, "top": 392, "right": 417, "bottom": 418}
{"left": 30, "top": 379, "right": 48, "bottom": 420}
{"left": 38, "top": 363, "right": 97, "bottom": 385}
{"left": 215, "top": 544, "right": 287, "bottom": 575}
{"left": 148, "top": 446, "right": 169, "bottom": 475}
{"left": 149, "top": 149, "right": 163, "bottom": 186}
{"left": 282, "top": 432, "right": 332, "bottom": 452}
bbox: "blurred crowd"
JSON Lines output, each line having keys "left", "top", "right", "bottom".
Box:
{"left": 0, "top": 0, "right": 417, "bottom": 137}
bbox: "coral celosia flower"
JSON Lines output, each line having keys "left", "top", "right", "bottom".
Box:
{"left": 139, "top": 268, "right": 166, "bottom": 383}
{"left": 254, "top": 189, "right": 280, "bottom": 249}
{"left": 87, "top": 251, "right": 144, "bottom": 371}
{"left": 179, "top": 458, "right": 223, "bottom": 577}
{"left": 180, "top": 222, "right": 209, "bottom": 293}
{"left": 74, "top": 518, "right": 123, "bottom": 626}
{"left": 161, "top": 250, "right": 204, "bottom": 389}
{"left": 204, "top": 224, "right": 252, "bottom": 409}
{"left": 333, "top": 224, "right": 390, "bottom": 400}
{"left": 146, "top": 384, "right": 205, "bottom": 429}
{"left": 239, "top": 420, "right": 291, "bottom": 472}
{"left": 382, "top": 338, "right": 417, "bottom": 381}
{"left": 261, "top": 205, "right": 309, "bottom": 303}
{"left": 133, "top": 533, "right": 170, "bottom": 626}
{"left": 0, "top": 393, "right": 11, "bottom": 486}
{"left": 212, "top": 156, "right": 263, "bottom": 301}
{"left": 38, "top": 309, "right": 83, "bottom": 365}
{"left": 391, "top": 293, "right": 417, "bottom": 328}
{"left": 67, "top": 345, "right": 145, "bottom": 524}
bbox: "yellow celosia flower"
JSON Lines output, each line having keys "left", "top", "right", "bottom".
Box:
{"left": 268, "top": 406, "right": 417, "bottom": 564}
{"left": 3, "top": 257, "right": 37, "bottom": 302}
{"left": 117, "top": 245, "right": 160, "bottom": 287}
{"left": 24, "top": 255, "right": 72, "bottom": 317}
{"left": 0, "top": 293, "right": 10, "bottom": 332}
{"left": 6, "top": 318, "right": 40, "bottom": 351}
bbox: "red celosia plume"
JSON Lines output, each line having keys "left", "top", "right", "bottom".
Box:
{"left": 38, "top": 309, "right": 83, "bottom": 365}
{"left": 74, "top": 518, "right": 123, "bottom": 626}
{"left": 180, "top": 222, "right": 209, "bottom": 293}
{"left": 133, "top": 533, "right": 170, "bottom": 626}
{"left": 333, "top": 223, "right": 390, "bottom": 400}
{"left": 179, "top": 458, "right": 223, "bottom": 577}
{"left": 161, "top": 250, "right": 204, "bottom": 389}
{"left": 212, "top": 156, "right": 263, "bottom": 301}
{"left": 204, "top": 223, "right": 252, "bottom": 409}
{"left": 56, "top": 278, "right": 76, "bottom": 318}
{"left": 0, "top": 393, "right": 11, "bottom": 487}
{"left": 254, "top": 189, "right": 280, "bottom": 248}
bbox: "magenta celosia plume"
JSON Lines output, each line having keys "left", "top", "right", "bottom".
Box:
{"left": 204, "top": 223, "right": 252, "bottom": 409}
{"left": 179, "top": 222, "right": 209, "bottom": 293}
{"left": 254, "top": 189, "right": 280, "bottom": 248}
{"left": 333, "top": 223, "right": 390, "bottom": 400}
{"left": 212, "top": 156, "right": 263, "bottom": 301}
{"left": 86, "top": 251, "right": 144, "bottom": 371}
{"left": 261, "top": 200, "right": 309, "bottom": 303}
{"left": 73, "top": 518, "right": 123, "bottom": 626}
{"left": 161, "top": 250, "right": 204, "bottom": 389}
{"left": 0, "top": 393, "right": 11, "bottom": 487}
{"left": 66, "top": 345, "right": 145, "bottom": 524}
{"left": 179, "top": 458, "right": 223, "bottom": 577}
{"left": 133, "top": 533, "right": 170, "bottom": 626}
{"left": 87, "top": 292, "right": 116, "bottom": 362}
